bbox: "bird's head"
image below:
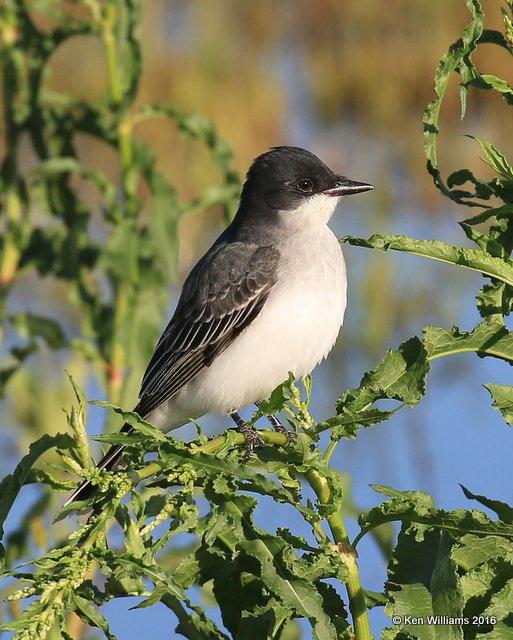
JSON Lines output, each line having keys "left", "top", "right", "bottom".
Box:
{"left": 239, "top": 146, "right": 373, "bottom": 228}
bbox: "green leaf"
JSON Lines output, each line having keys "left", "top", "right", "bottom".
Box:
{"left": 423, "top": 0, "right": 484, "bottom": 200}
{"left": 316, "top": 582, "right": 351, "bottom": 638}
{"left": 91, "top": 401, "right": 167, "bottom": 441}
{"left": 467, "top": 136, "right": 513, "bottom": 180}
{"left": 385, "top": 529, "right": 464, "bottom": 640}
{"left": 355, "top": 486, "right": 513, "bottom": 546}
{"left": 8, "top": 311, "right": 67, "bottom": 349}
{"left": 460, "top": 222, "right": 506, "bottom": 258}
{"left": 24, "top": 467, "right": 75, "bottom": 491}
{"left": 460, "top": 485, "right": 513, "bottom": 523}
{"left": 147, "top": 172, "right": 181, "bottom": 280}
{"left": 479, "top": 579, "right": 513, "bottom": 636}
{"left": 364, "top": 590, "right": 387, "bottom": 608}
{"left": 316, "top": 408, "right": 398, "bottom": 438}
{"left": 257, "top": 375, "right": 295, "bottom": 415}
{"left": 115, "top": 505, "right": 146, "bottom": 558}
{"left": 452, "top": 533, "right": 513, "bottom": 572}
{"left": 475, "top": 72, "right": 513, "bottom": 99}
{"left": 69, "top": 593, "right": 116, "bottom": 640}
{"left": 320, "top": 337, "right": 429, "bottom": 438}
{"left": 342, "top": 234, "right": 513, "bottom": 288}
{"left": 99, "top": 219, "right": 140, "bottom": 282}
{"left": 239, "top": 536, "right": 338, "bottom": 640}
{"left": 0, "top": 433, "right": 75, "bottom": 538}
{"left": 113, "top": 0, "right": 142, "bottom": 105}
{"left": 424, "top": 323, "right": 513, "bottom": 365}
{"left": 476, "top": 282, "right": 513, "bottom": 321}
{"left": 484, "top": 384, "right": 513, "bottom": 424}
{"left": 99, "top": 550, "right": 186, "bottom": 600}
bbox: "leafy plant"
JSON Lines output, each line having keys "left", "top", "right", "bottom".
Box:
{"left": 2, "top": 0, "right": 513, "bottom": 639}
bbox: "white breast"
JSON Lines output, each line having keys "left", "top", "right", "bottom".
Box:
{"left": 146, "top": 194, "right": 348, "bottom": 431}
{"left": 168, "top": 226, "right": 346, "bottom": 419}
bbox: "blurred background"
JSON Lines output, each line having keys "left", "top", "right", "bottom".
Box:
{"left": 2, "top": 1, "right": 513, "bottom": 637}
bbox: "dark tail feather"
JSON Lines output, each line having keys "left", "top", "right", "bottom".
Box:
{"left": 62, "top": 423, "right": 133, "bottom": 509}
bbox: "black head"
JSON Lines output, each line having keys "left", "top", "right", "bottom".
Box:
{"left": 239, "top": 146, "right": 373, "bottom": 212}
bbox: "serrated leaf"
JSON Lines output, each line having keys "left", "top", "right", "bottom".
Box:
{"left": 316, "top": 582, "right": 351, "bottom": 638}
{"left": 91, "top": 401, "right": 167, "bottom": 441}
{"left": 424, "top": 323, "right": 513, "bottom": 365}
{"left": 356, "top": 486, "right": 513, "bottom": 546}
{"left": 421, "top": 0, "right": 513, "bottom": 205}
{"left": 484, "top": 384, "right": 513, "bottom": 424}
{"left": 24, "top": 467, "right": 76, "bottom": 491}
{"left": 477, "top": 282, "right": 513, "bottom": 321}
{"left": 115, "top": 505, "right": 146, "bottom": 558}
{"left": 237, "top": 600, "right": 293, "bottom": 640}
{"left": 459, "top": 561, "right": 502, "bottom": 605}
{"left": 70, "top": 593, "right": 116, "bottom": 640}
{"left": 452, "top": 533, "right": 513, "bottom": 571}
{"left": 460, "top": 485, "right": 513, "bottom": 523}
{"left": 385, "top": 583, "right": 460, "bottom": 640}
{"left": 479, "top": 72, "right": 513, "bottom": 97}
{"left": 481, "top": 578, "right": 513, "bottom": 627}
{"left": 343, "top": 234, "right": 513, "bottom": 288}
{"left": 317, "top": 407, "right": 398, "bottom": 438}
{"left": 460, "top": 223, "right": 506, "bottom": 258}
{"left": 239, "top": 536, "right": 338, "bottom": 640}
{"left": 130, "top": 584, "right": 169, "bottom": 610}
{"left": 468, "top": 136, "right": 513, "bottom": 181}
{"left": 99, "top": 550, "right": 186, "bottom": 600}
{"left": 145, "top": 587, "right": 229, "bottom": 639}
{"left": 385, "top": 529, "right": 464, "bottom": 639}
{"left": 321, "top": 337, "right": 429, "bottom": 439}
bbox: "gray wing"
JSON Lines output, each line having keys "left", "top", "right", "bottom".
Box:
{"left": 134, "top": 242, "right": 280, "bottom": 418}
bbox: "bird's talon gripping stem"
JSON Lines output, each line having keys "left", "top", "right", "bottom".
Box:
{"left": 266, "top": 413, "right": 297, "bottom": 443}
{"left": 230, "top": 411, "right": 265, "bottom": 460}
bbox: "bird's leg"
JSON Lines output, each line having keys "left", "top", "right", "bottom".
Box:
{"left": 259, "top": 406, "right": 297, "bottom": 443}
{"left": 230, "top": 411, "right": 265, "bottom": 460}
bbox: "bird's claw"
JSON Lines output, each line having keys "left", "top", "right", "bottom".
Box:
{"left": 230, "top": 411, "right": 265, "bottom": 460}
{"left": 240, "top": 424, "right": 266, "bottom": 461}
{"left": 267, "top": 414, "right": 297, "bottom": 443}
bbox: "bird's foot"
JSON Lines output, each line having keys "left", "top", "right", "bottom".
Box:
{"left": 230, "top": 411, "right": 265, "bottom": 461}
{"left": 266, "top": 413, "right": 297, "bottom": 443}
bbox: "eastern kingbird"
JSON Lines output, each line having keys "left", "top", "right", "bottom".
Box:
{"left": 65, "top": 146, "right": 373, "bottom": 506}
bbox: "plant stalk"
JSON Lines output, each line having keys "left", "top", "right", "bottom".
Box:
{"left": 305, "top": 468, "right": 373, "bottom": 640}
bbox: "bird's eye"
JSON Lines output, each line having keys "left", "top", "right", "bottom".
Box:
{"left": 296, "top": 178, "right": 314, "bottom": 193}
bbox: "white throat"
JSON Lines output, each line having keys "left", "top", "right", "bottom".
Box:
{"left": 278, "top": 193, "right": 341, "bottom": 231}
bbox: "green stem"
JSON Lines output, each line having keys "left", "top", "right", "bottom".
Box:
{"left": 305, "top": 468, "right": 373, "bottom": 640}
{"left": 427, "top": 346, "right": 513, "bottom": 363}
{"left": 107, "top": 280, "right": 128, "bottom": 406}
{"left": 117, "top": 119, "right": 139, "bottom": 217}
{"left": 0, "top": 11, "right": 22, "bottom": 289}
{"left": 0, "top": 188, "right": 22, "bottom": 287}
{"left": 323, "top": 438, "right": 338, "bottom": 464}
{"left": 100, "top": 0, "right": 138, "bottom": 218}
{"left": 102, "top": 2, "right": 122, "bottom": 105}
{"left": 133, "top": 430, "right": 290, "bottom": 483}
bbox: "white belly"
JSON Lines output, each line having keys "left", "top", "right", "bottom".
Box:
{"left": 146, "top": 227, "right": 347, "bottom": 430}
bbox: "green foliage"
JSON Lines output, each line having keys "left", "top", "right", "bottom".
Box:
{"left": 0, "top": 0, "right": 238, "bottom": 411}
{"left": 2, "top": 1, "right": 513, "bottom": 639}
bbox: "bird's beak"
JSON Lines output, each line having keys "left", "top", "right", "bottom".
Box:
{"left": 323, "top": 177, "right": 374, "bottom": 197}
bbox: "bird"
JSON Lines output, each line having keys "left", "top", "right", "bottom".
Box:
{"left": 64, "top": 146, "right": 373, "bottom": 507}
